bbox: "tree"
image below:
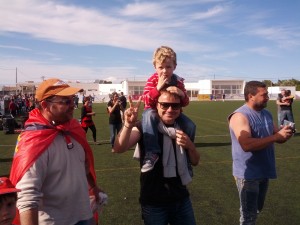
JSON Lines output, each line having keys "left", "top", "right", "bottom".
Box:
{"left": 271, "top": 79, "right": 300, "bottom": 91}
{"left": 262, "top": 80, "right": 273, "bottom": 87}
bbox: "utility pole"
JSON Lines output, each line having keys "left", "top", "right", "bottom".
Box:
{"left": 16, "top": 67, "right": 18, "bottom": 95}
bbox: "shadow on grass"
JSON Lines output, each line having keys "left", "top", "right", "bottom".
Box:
{"left": 293, "top": 132, "right": 300, "bottom": 137}
{"left": 0, "top": 158, "right": 13, "bottom": 163}
{"left": 195, "top": 142, "right": 231, "bottom": 147}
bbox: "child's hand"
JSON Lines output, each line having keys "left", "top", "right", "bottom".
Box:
{"left": 157, "top": 74, "right": 168, "bottom": 91}
{"left": 166, "top": 86, "right": 184, "bottom": 98}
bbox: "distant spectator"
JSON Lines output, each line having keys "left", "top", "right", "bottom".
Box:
{"left": 276, "top": 89, "right": 294, "bottom": 126}
{"left": 74, "top": 95, "right": 79, "bottom": 109}
{"left": 28, "top": 96, "right": 35, "bottom": 112}
{"left": 107, "top": 92, "right": 123, "bottom": 149}
{"left": 119, "top": 92, "right": 127, "bottom": 123}
{"left": 9, "top": 99, "right": 18, "bottom": 117}
{"left": 81, "top": 96, "right": 99, "bottom": 144}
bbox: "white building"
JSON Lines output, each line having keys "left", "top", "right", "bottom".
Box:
{"left": 43, "top": 79, "right": 297, "bottom": 102}
{"left": 4, "top": 79, "right": 297, "bottom": 102}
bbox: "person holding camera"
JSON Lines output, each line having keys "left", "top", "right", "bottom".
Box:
{"left": 107, "top": 92, "right": 123, "bottom": 149}
{"left": 119, "top": 92, "right": 127, "bottom": 123}
{"left": 228, "top": 81, "right": 293, "bottom": 225}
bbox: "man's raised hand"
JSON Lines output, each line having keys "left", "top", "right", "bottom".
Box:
{"left": 125, "top": 96, "right": 142, "bottom": 126}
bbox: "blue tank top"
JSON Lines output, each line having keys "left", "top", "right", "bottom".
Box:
{"left": 228, "top": 104, "right": 277, "bottom": 179}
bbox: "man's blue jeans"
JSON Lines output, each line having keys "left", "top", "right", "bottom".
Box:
{"left": 141, "top": 197, "right": 196, "bottom": 225}
{"left": 279, "top": 109, "right": 294, "bottom": 125}
{"left": 235, "top": 178, "right": 269, "bottom": 225}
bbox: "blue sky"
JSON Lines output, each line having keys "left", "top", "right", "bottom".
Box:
{"left": 0, "top": 0, "right": 299, "bottom": 85}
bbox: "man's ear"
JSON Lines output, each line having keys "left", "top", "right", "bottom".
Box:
{"left": 41, "top": 100, "right": 48, "bottom": 109}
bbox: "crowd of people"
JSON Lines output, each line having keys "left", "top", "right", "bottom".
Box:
{"left": 0, "top": 46, "right": 296, "bottom": 225}
{"left": 6, "top": 94, "right": 35, "bottom": 117}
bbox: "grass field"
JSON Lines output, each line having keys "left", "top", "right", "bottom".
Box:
{"left": 1, "top": 100, "right": 300, "bottom": 225}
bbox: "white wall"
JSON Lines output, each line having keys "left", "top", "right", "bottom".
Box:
{"left": 295, "top": 91, "right": 300, "bottom": 99}
{"left": 99, "top": 84, "right": 123, "bottom": 95}
{"left": 268, "top": 86, "right": 296, "bottom": 99}
{"left": 198, "top": 80, "right": 211, "bottom": 94}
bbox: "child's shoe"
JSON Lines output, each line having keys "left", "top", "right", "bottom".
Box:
{"left": 141, "top": 153, "right": 159, "bottom": 173}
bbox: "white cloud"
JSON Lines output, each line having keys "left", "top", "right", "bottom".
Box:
{"left": 247, "top": 47, "right": 276, "bottom": 57}
{"left": 0, "top": 0, "right": 218, "bottom": 52}
{"left": 120, "top": 2, "right": 163, "bottom": 18}
{"left": 0, "top": 56, "right": 143, "bottom": 84}
{"left": 201, "top": 51, "right": 240, "bottom": 60}
{"left": 191, "top": 5, "right": 227, "bottom": 20}
{"left": 0, "top": 44, "right": 31, "bottom": 51}
{"left": 0, "top": 0, "right": 299, "bottom": 84}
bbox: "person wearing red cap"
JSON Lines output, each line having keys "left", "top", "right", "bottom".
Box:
{"left": 0, "top": 177, "right": 21, "bottom": 225}
{"left": 9, "top": 78, "right": 104, "bottom": 225}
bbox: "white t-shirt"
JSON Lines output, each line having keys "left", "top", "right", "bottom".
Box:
{"left": 16, "top": 134, "right": 93, "bottom": 225}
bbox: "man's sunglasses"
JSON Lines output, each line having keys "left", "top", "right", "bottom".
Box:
{"left": 158, "top": 102, "right": 181, "bottom": 110}
{"left": 46, "top": 97, "right": 74, "bottom": 105}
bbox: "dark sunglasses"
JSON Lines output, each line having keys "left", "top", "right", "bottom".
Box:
{"left": 158, "top": 102, "right": 181, "bottom": 110}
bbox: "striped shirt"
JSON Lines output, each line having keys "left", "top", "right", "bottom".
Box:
{"left": 143, "top": 73, "right": 189, "bottom": 109}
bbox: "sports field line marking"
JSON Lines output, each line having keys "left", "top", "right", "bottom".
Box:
{"left": 94, "top": 156, "right": 300, "bottom": 172}
{"left": 188, "top": 114, "right": 228, "bottom": 124}
{"left": 0, "top": 134, "right": 230, "bottom": 147}
{"left": 195, "top": 134, "right": 230, "bottom": 138}
{"left": 95, "top": 167, "right": 140, "bottom": 172}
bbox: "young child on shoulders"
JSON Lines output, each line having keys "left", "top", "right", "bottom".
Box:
{"left": 0, "top": 177, "right": 21, "bottom": 225}
{"left": 141, "top": 46, "right": 195, "bottom": 172}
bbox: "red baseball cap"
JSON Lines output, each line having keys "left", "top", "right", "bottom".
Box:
{"left": 0, "top": 177, "right": 21, "bottom": 195}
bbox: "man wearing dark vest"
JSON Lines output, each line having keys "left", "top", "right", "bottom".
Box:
{"left": 113, "top": 89, "right": 199, "bottom": 225}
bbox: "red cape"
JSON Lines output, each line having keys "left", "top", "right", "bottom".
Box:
{"left": 9, "top": 108, "right": 97, "bottom": 224}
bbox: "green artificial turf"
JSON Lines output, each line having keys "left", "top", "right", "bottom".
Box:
{"left": 1, "top": 100, "right": 299, "bottom": 224}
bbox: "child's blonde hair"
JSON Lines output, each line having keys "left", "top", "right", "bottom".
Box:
{"left": 152, "top": 46, "right": 177, "bottom": 67}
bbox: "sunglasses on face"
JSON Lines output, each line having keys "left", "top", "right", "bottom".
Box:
{"left": 46, "top": 97, "right": 74, "bottom": 105}
{"left": 158, "top": 102, "right": 181, "bottom": 110}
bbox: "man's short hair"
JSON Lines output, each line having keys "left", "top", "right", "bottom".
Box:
{"left": 244, "top": 81, "right": 266, "bottom": 101}
{"left": 159, "top": 89, "right": 181, "bottom": 103}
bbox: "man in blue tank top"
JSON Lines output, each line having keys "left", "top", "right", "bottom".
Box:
{"left": 228, "top": 81, "right": 293, "bottom": 225}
